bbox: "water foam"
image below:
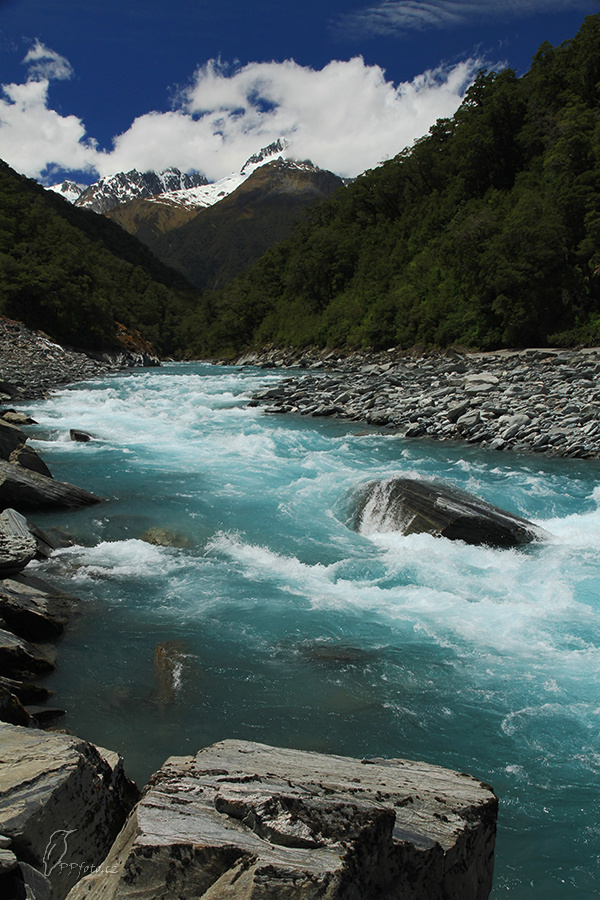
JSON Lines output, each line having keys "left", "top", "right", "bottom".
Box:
{"left": 25, "top": 363, "right": 600, "bottom": 898}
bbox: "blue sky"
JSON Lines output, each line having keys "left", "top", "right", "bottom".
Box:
{"left": 0, "top": 0, "right": 598, "bottom": 183}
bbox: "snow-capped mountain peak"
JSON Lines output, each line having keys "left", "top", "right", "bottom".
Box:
{"left": 46, "top": 141, "right": 315, "bottom": 215}
{"left": 72, "top": 168, "right": 209, "bottom": 214}
{"left": 240, "top": 139, "right": 288, "bottom": 174}
{"left": 48, "top": 180, "right": 87, "bottom": 203}
{"left": 143, "top": 141, "right": 305, "bottom": 212}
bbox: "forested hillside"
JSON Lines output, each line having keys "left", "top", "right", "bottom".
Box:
{"left": 181, "top": 14, "right": 600, "bottom": 357}
{"left": 0, "top": 161, "right": 201, "bottom": 354}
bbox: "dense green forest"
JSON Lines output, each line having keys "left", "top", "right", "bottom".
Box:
{"left": 1, "top": 15, "right": 599, "bottom": 359}
{"left": 182, "top": 14, "right": 600, "bottom": 357}
{"left": 0, "top": 161, "right": 200, "bottom": 354}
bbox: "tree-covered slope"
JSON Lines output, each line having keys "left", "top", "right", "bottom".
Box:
{"left": 183, "top": 14, "right": 600, "bottom": 357}
{"left": 0, "top": 161, "right": 201, "bottom": 354}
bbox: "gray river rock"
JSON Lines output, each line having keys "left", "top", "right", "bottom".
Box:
{"left": 0, "top": 723, "right": 140, "bottom": 900}
{"left": 0, "top": 459, "right": 103, "bottom": 511}
{"left": 354, "top": 477, "right": 546, "bottom": 547}
{"left": 66, "top": 739, "right": 497, "bottom": 900}
{"left": 245, "top": 346, "right": 600, "bottom": 458}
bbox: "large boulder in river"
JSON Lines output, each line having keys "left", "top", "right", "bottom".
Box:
{"left": 66, "top": 739, "right": 497, "bottom": 900}
{"left": 354, "top": 476, "right": 545, "bottom": 547}
{"left": 0, "top": 723, "right": 140, "bottom": 900}
{"left": 0, "top": 459, "right": 102, "bottom": 511}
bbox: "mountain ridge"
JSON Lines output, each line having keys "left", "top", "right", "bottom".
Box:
{"left": 115, "top": 158, "right": 345, "bottom": 291}
{"left": 48, "top": 140, "right": 290, "bottom": 215}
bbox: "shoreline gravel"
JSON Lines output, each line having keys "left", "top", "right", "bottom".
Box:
{"left": 241, "top": 345, "right": 600, "bottom": 459}
{"left": 3, "top": 316, "right": 600, "bottom": 460}
{"left": 0, "top": 318, "right": 151, "bottom": 401}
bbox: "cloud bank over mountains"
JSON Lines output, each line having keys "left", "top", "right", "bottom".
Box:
{"left": 0, "top": 41, "right": 480, "bottom": 183}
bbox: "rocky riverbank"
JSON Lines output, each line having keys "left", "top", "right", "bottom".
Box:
{"left": 240, "top": 345, "right": 600, "bottom": 459}
{"left": 0, "top": 317, "right": 158, "bottom": 401}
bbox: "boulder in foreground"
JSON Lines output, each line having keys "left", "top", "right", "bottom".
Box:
{"left": 355, "top": 476, "right": 546, "bottom": 547}
{"left": 67, "top": 739, "right": 497, "bottom": 900}
{"left": 0, "top": 723, "right": 140, "bottom": 900}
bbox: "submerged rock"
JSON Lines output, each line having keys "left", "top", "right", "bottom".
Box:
{"left": 66, "top": 739, "right": 497, "bottom": 900}
{"left": 0, "top": 723, "right": 140, "bottom": 900}
{"left": 153, "top": 640, "right": 188, "bottom": 707}
{"left": 355, "top": 477, "right": 545, "bottom": 547}
{"left": 140, "top": 526, "right": 191, "bottom": 548}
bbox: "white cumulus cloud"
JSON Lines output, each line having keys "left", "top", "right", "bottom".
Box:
{"left": 0, "top": 45, "right": 480, "bottom": 183}
{"left": 340, "top": 0, "right": 597, "bottom": 36}
{"left": 104, "top": 55, "right": 479, "bottom": 180}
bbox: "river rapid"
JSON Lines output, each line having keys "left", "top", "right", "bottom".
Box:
{"left": 24, "top": 362, "right": 599, "bottom": 898}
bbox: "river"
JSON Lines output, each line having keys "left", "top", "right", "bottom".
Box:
{"left": 24, "top": 362, "right": 600, "bottom": 898}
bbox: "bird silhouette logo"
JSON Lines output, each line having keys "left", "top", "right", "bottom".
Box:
{"left": 42, "top": 829, "right": 76, "bottom": 877}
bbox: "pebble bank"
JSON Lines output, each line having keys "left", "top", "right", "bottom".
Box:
{"left": 241, "top": 345, "right": 600, "bottom": 458}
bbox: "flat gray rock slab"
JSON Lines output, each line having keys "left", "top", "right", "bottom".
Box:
{"left": 0, "top": 724, "right": 139, "bottom": 900}
{"left": 0, "top": 459, "right": 102, "bottom": 511}
{"left": 67, "top": 739, "right": 497, "bottom": 900}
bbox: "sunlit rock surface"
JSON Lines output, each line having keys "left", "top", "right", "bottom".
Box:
{"left": 67, "top": 739, "right": 497, "bottom": 900}
{"left": 0, "top": 724, "right": 139, "bottom": 900}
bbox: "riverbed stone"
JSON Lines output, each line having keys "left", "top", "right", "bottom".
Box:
{"left": 0, "top": 685, "right": 31, "bottom": 726}
{"left": 0, "top": 509, "right": 37, "bottom": 575}
{"left": 0, "top": 420, "right": 26, "bottom": 462}
{"left": 0, "top": 572, "right": 77, "bottom": 641}
{"left": 0, "top": 723, "right": 140, "bottom": 900}
{"left": 0, "top": 628, "right": 54, "bottom": 677}
{"left": 9, "top": 443, "right": 53, "bottom": 478}
{"left": 245, "top": 346, "right": 600, "bottom": 459}
{"left": 66, "top": 739, "right": 497, "bottom": 900}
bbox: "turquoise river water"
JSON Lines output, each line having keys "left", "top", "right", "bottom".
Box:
{"left": 23, "top": 362, "right": 600, "bottom": 898}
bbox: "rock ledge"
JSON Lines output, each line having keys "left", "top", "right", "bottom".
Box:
{"left": 67, "top": 739, "right": 497, "bottom": 900}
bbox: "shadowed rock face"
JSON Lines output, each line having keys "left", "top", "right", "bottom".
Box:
{"left": 66, "top": 739, "right": 497, "bottom": 900}
{"left": 354, "top": 477, "right": 546, "bottom": 548}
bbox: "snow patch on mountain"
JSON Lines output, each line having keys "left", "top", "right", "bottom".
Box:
{"left": 46, "top": 140, "right": 323, "bottom": 215}
{"left": 143, "top": 141, "right": 324, "bottom": 212}
{"left": 48, "top": 180, "right": 87, "bottom": 203}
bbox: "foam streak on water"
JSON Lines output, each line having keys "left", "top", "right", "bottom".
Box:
{"left": 26, "top": 363, "right": 600, "bottom": 898}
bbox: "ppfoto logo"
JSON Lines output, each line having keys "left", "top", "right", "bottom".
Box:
{"left": 42, "top": 829, "right": 76, "bottom": 877}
